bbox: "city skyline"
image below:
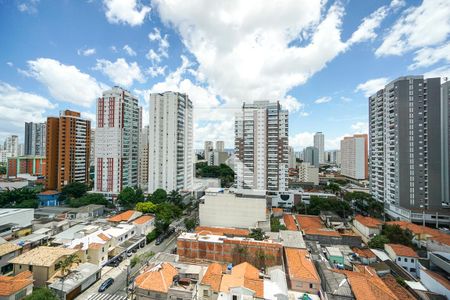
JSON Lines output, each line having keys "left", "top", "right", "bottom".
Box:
{"left": 1, "top": 0, "right": 449, "bottom": 150}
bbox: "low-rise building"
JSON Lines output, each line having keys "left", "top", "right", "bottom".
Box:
{"left": 351, "top": 248, "right": 377, "bottom": 265}
{"left": 134, "top": 262, "right": 179, "bottom": 300}
{"left": 0, "top": 271, "right": 33, "bottom": 300}
{"left": 66, "top": 205, "right": 105, "bottom": 221}
{"left": 384, "top": 244, "right": 419, "bottom": 277}
{"left": 352, "top": 215, "right": 383, "bottom": 243}
{"left": 37, "top": 190, "right": 62, "bottom": 207}
{"left": 284, "top": 247, "right": 321, "bottom": 295}
{"left": 9, "top": 246, "right": 81, "bottom": 287}
{"left": 66, "top": 230, "right": 112, "bottom": 266}
{"left": 0, "top": 209, "right": 34, "bottom": 240}
{"left": 0, "top": 178, "right": 29, "bottom": 191}
{"left": 132, "top": 215, "right": 155, "bottom": 236}
{"left": 326, "top": 247, "right": 344, "bottom": 266}
{"left": 107, "top": 210, "right": 142, "bottom": 224}
{"left": 104, "top": 223, "right": 137, "bottom": 245}
{"left": 194, "top": 226, "right": 249, "bottom": 237}
{"left": 298, "top": 162, "right": 319, "bottom": 185}
{"left": 419, "top": 267, "right": 450, "bottom": 298}
{"left": 0, "top": 243, "right": 22, "bottom": 275}
{"left": 7, "top": 156, "right": 46, "bottom": 178}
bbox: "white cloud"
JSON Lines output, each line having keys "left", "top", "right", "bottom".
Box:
{"left": 81, "top": 111, "right": 97, "bottom": 128}
{"left": 77, "top": 48, "right": 96, "bottom": 56}
{"left": 348, "top": 5, "right": 388, "bottom": 45}
{"left": 351, "top": 121, "right": 368, "bottom": 134}
{"left": 290, "top": 132, "right": 315, "bottom": 151}
{"left": 376, "top": 0, "right": 450, "bottom": 57}
{"left": 110, "top": 46, "right": 118, "bottom": 52}
{"left": 423, "top": 65, "right": 450, "bottom": 81}
{"left": 25, "top": 58, "right": 107, "bottom": 107}
{"left": 340, "top": 96, "right": 352, "bottom": 102}
{"left": 146, "top": 49, "right": 161, "bottom": 63}
{"left": 280, "top": 95, "right": 305, "bottom": 114}
{"left": 6, "top": 62, "right": 13, "bottom": 67}
{"left": 17, "top": 0, "right": 39, "bottom": 14}
{"left": 103, "top": 0, "right": 151, "bottom": 26}
{"left": 123, "top": 45, "right": 137, "bottom": 56}
{"left": 355, "top": 77, "right": 389, "bottom": 97}
{"left": 409, "top": 42, "right": 450, "bottom": 70}
{"left": 147, "top": 66, "right": 167, "bottom": 77}
{"left": 314, "top": 96, "right": 332, "bottom": 104}
{"left": 94, "top": 58, "right": 145, "bottom": 87}
{"left": 146, "top": 28, "right": 169, "bottom": 63}
{"left": 194, "top": 120, "right": 234, "bottom": 149}
{"left": 0, "top": 82, "right": 54, "bottom": 138}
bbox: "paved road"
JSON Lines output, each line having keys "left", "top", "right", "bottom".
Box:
{"left": 76, "top": 232, "right": 178, "bottom": 300}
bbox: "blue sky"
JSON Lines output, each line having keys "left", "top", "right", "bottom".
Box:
{"left": 0, "top": 0, "right": 449, "bottom": 150}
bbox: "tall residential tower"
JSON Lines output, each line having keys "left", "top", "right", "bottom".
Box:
{"left": 314, "top": 132, "right": 325, "bottom": 164}
{"left": 24, "top": 122, "right": 46, "bottom": 156}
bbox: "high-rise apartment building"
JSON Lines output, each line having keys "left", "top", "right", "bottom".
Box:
{"left": 139, "top": 125, "right": 149, "bottom": 189}
{"left": 303, "top": 146, "right": 319, "bottom": 168}
{"left": 94, "top": 87, "right": 140, "bottom": 195}
{"left": 369, "top": 76, "right": 449, "bottom": 223}
{"left": 215, "top": 141, "right": 225, "bottom": 152}
{"left": 204, "top": 141, "right": 213, "bottom": 160}
{"left": 340, "top": 134, "right": 368, "bottom": 180}
{"left": 24, "top": 122, "right": 46, "bottom": 156}
{"left": 288, "top": 146, "right": 296, "bottom": 169}
{"left": 235, "top": 101, "right": 289, "bottom": 191}
{"left": 4, "top": 135, "right": 19, "bottom": 157}
{"left": 324, "top": 150, "right": 341, "bottom": 165}
{"left": 440, "top": 80, "right": 450, "bottom": 206}
{"left": 148, "top": 92, "right": 193, "bottom": 193}
{"left": 46, "top": 110, "right": 91, "bottom": 191}
{"left": 314, "top": 132, "right": 325, "bottom": 164}
{"left": 90, "top": 129, "right": 95, "bottom": 167}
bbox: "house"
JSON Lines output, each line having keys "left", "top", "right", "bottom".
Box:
{"left": 104, "top": 223, "right": 137, "bottom": 245}
{"left": 107, "top": 210, "right": 142, "bottom": 224}
{"left": 134, "top": 263, "right": 179, "bottom": 300}
{"left": 384, "top": 244, "right": 419, "bottom": 277}
{"left": 320, "top": 211, "right": 345, "bottom": 229}
{"left": 0, "top": 271, "right": 33, "bottom": 300}
{"left": 9, "top": 246, "right": 81, "bottom": 287}
{"left": 66, "top": 204, "right": 105, "bottom": 220}
{"left": 195, "top": 226, "right": 250, "bottom": 237}
{"left": 66, "top": 230, "right": 113, "bottom": 266}
{"left": 283, "top": 247, "right": 321, "bottom": 294}
{"left": 0, "top": 209, "right": 34, "bottom": 240}
{"left": 132, "top": 215, "right": 155, "bottom": 236}
{"left": 0, "top": 243, "right": 21, "bottom": 275}
{"left": 37, "top": 190, "right": 62, "bottom": 207}
{"left": 351, "top": 248, "right": 377, "bottom": 265}
{"left": 419, "top": 267, "right": 450, "bottom": 298}
{"left": 352, "top": 215, "right": 383, "bottom": 243}
{"left": 326, "top": 247, "right": 344, "bottom": 266}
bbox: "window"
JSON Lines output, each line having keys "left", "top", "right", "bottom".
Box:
{"left": 203, "top": 290, "right": 209, "bottom": 297}
{"left": 398, "top": 257, "right": 401, "bottom": 262}
{"left": 232, "top": 296, "right": 238, "bottom": 300}
{"left": 410, "top": 268, "right": 416, "bottom": 273}
{"left": 404, "top": 258, "right": 407, "bottom": 262}
{"left": 310, "top": 283, "right": 314, "bottom": 289}
{"left": 411, "top": 258, "right": 414, "bottom": 263}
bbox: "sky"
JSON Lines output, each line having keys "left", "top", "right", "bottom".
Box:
{"left": 0, "top": 0, "right": 449, "bottom": 151}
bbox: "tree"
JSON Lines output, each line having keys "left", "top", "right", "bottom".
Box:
{"left": 368, "top": 235, "right": 389, "bottom": 249}
{"left": 184, "top": 218, "right": 196, "bottom": 231}
{"left": 135, "top": 201, "right": 157, "bottom": 213}
{"left": 249, "top": 228, "right": 266, "bottom": 241}
{"left": 326, "top": 183, "right": 341, "bottom": 193}
{"left": 69, "top": 193, "right": 109, "bottom": 208}
{"left": 0, "top": 163, "right": 6, "bottom": 175}
{"left": 270, "top": 217, "right": 287, "bottom": 232}
{"left": 195, "top": 163, "right": 235, "bottom": 188}
{"left": 61, "top": 182, "right": 88, "bottom": 199}
{"left": 297, "top": 196, "right": 351, "bottom": 218}
{"left": 24, "top": 288, "right": 58, "bottom": 300}
{"left": 168, "top": 190, "right": 182, "bottom": 206}
{"left": 0, "top": 187, "right": 38, "bottom": 208}
{"left": 146, "top": 229, "right": 159, "bottom": 243}
{"left": 150, "top": 189, "right": 167, "bottom": 204}
{"left": 382, "top": 225, "right": 413, "bottom": 247}
{"left": 117, "top": 187, "right": 138, "bottom": 209}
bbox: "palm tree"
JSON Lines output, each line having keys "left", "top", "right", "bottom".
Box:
{"left": 168, "top": 190, "right": 182, "bottom": 206}
{"left": 56, "top": 254, "right": 81, "bottom": 299}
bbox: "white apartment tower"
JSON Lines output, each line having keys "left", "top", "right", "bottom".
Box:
{"left": 340, "top": 134, "right": 368, "bottom": 180}
{"left": 314, "top": 132, "right": 325, "bottom": 164}
{"left": 139, "top": 125, "right": 149, "bottom": 189}
{"left": 235, "top": 101, "right": 289, "bottom": 191}
{"left": 148, "top": 92, "right": 193, "bottom": 193}
{"left": 4, "top": 135, "right": 19, "bottom": 157}
{"left": 94, "top": 87, "right": 140, "bottom": 195}
{"left": 215, "top": 141, "right": 225, "bottom": 152}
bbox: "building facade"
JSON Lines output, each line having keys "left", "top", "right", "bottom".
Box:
{"left": 24, "top": 122, "right": 46, "bottom": 156}
{"left": 298, "top": 162, "right": 319, "bottom": 185}
{"left": 46, "top": 110, "right": 91, "bottom": 191}
{"left": 148, "top": 92, "right": 193, "bottom": 193}
{"left": 3, "top": 135, "right": 19, "bottom": 158}
{"left": 235, "top": 101, "right": 289, "bottom": 191}
{"left": 314, "top": 132, "right": 325, "bottom": 164}
{"left": 303, "top": 146, "right": 319, "bottom": 168}
{"left": 369, "top": 76, "right": 449, "bottom": 222}
{"left": 94, "top": 87, "right": 140, "bottom": 195}
{"left": 7, "top": 156, "right": 46, "bottom": 178}
{"left": 139, "top": 125, "right": 149, "bottom": 189}
{"left": 340, "top": 134, "right": 368, "bottom": 180}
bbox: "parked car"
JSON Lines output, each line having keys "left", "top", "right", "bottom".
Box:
{"left": 98, "top": 278, "right": 114, "bottom": 292}
{"left": 127, "top": 251, "right": 133, "bottom": 257}
{"left": 155, "top": 237, "right": 163, "bottom": 245}
{"left": 106, "top": 260, "right": 119, "bottom": 267}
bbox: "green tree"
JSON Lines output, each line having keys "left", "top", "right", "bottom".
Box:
{"left": 368, "top": 234, "right": 389, "bottom": 249}
{"left": 24, "top": 288, "right": 58, "bottom": 300}
{"left": 382, "top": 225, "right": 413, "bottom": 247}
{"left": 135, "top": 201, "right": 157, "bottom": 213}
{"left": 146, "top": 229, "right": 160, "bottom": 243}
{"left": 184, "top": 218, "right": 196, "bottom": 231}
{"left": 270, "top": 217, "right": 287, "bottom": 232}
{"left": 168, "top": 190, "right": 182, "bottom": 206}
{"left": 297, "top": 196, "right": 351, "bottom": 218}
{"left": 61, "top": 182, "right": 88, "bottom": 199}
{"left": 69, "top": 193, "right": 109, "bottom": 208}
{"left": 195, "top": 163, "right": 235, "bottom": 188}
{"left": 326, "top": 183, "right": 341, "bottom": 193}
{"left": 249, "top": 228, "right": 266, "bottom": 241}
{"left": 117, "top": 187, "right": 139, "bottom": 209}
{"left": 150, "top": 188, "right": 168, "bottom": 204}
{"left": 0, "top": 187, "right": 39, "bottom": 208}
{"left": 0, "top": 163, "right": 6, "bottom": 175}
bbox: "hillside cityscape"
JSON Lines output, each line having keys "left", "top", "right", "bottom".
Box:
{"left": 0, "top": 1, "right": 449, "bottom": 300}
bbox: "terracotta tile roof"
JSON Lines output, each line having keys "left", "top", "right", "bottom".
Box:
{"left": 385, "top": 244, "right": 418, "bottom": 258}
{"left": 354, "top": 215, "right": 383, "bottom": 228}
{"left": 352, "top": 248, "right": 376, "bottom": 259}
{"left": 219, "top": 262, "right": 263, "bottom": 298}
{"left": 284, "top": 247, "right": 320, "bottom": 282}
{"left": 195, "top": 226, "right": 250, "bottom": 237}
{"left": 334, "top": 268, "right": 398, "bottom": 300}
{"left": 272, "top": 208, "right": 283, "bottom": 213}
{"left": 97, "top": 233, "right": 111, "bottom": 241}
{"left": 0, "top": 271, "right": 33, "bottom": 296}
{"left": 9, "top": 246, "right": 78, "bottom": 267}
{"left": 200, "top": 263, "right": 223, "bottom": 292}
{"left": 422, "top": 269, "right": 450, "bottom": 291}
{"left": 0, "top": 242, "right": 21, "bottom": 257}
{"left": 88, "top": 243, "right": 104, "bottom": 250}
{"left": 132, "top": 215, "right": 154, "bottom": 225}
{"left": 107, "top": 210, "right": 140, "bottom": 223}
{"left": 386, "top": 221, "right": 450, "bottom": 246}
{"left": 295, "top": 214, "right": 341, "bottom": 237}
{"left": 283, "top": 214, "right": 298, "bottom": 231}
{"left": 382, "top": 274, "right": 416, "bottom": 300}
{"left": 135, "top": 262, "right": 178, "bottom": 293}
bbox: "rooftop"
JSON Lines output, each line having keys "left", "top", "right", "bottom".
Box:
{"left": 382, "top": 274, "right": 416, "bottom": 300}
{"left": 200, "top": 262, "right": 223, "bottom": 292}
{"left": 48, "top": 263, "right": 100, "bottom": 292}
{"left": 421, "top": 268, "right": 450, "bottom": 291}
{"left": 195, "top": 226, "right": 250, "bottom": 237}
{"left": 68, "top": 204, "right": 104, "bottom": 214}
{"left": 386, "top": 221, "right": 450, "bottom": 246}
{"left": 0, "top": 271, "right": 33, "bottom": 296}
{"left": 352, "top": 248, "right": 376, "bottom": 259}
{"left": 279, "top": 230, "right": 306, "bottom": 249}
{"left": 284, "top": 247, "right": 320, "bottom": 282}
{"left": 135, "top": 262, "right": 178, "bottom": 293}
{"left": 354, "top": 215, "right": 383, "bottom": 228}
{"left": 0, "top": 242, "right": 21, "bottom": 257}
{"left": 9, "top": 246, "right": 78, "bottom": 267}
{"left": 295, "top": 214, "right": 341, "bottom": 237}
{"left": 283, "top": 214, "right": 298, "bottom": 231}
{"left": 132, "top": 215, "right": 154, "bottom": 225}
{"left": 107, "top": 210, "right": 141, "bottom": 223}
{"left": 219, "top": 262, "right": 264, "bottom": 298}
{"left": 385, "top": 244, "right": 418, "bottom": 258}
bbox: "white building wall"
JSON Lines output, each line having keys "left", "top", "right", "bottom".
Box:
{"left": 314, "top": 132, "right": 324, "bottom": 164}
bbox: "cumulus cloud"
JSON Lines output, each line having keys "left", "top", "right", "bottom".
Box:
{"left": 348, "top": 5, "right": 388, "bottom": 45}
{"left": 376, "top": 0, "right": 450, "bottom": 57}
{"left": 351, "top": 121, "right": 368, "bottom": 134}
{"left": 25, "top": 58, "right": 107, "bottom": 107}
{"left": 409, "top": 42, "right": 450, "bottom": 70}
{"left": 146, "top": 28, "right": 169, "bottom": 63}
{"left": 0, "top": 82, "right": 54, "bottom": 139}
{"left": 355, "top": 77, "right": 389, "bottom": 97}
{"left": 123, "top": 45, "right": 137, "bottom": 56}
{"left": 94, "top": 58, "right": 145, "bottom": 87}
{"left": 290, "top": 132, "right": 315, "bottom": 150}
{"left": 147, "top": 66, "right": 167, "bottom": 78}
{"left": 17, "top": 0, "right": 39, "bottom": 14}
{"left": 314, "top": 96, "right": 332, "bottom": 104}
{"left": 77, "top": 48, "right": 96, "bottom": 56}
{"left": 424, "top": 65, "right": 450, "bottom": 81}
{"left": 103, "top": 0, "right": 151, "bottom": 26}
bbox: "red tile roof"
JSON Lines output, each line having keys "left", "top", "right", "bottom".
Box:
{"left": 354, "top": 215, "right": 383, "bottom": 228}
{"left": 135, "top": 263, "right": 178, "bottom": 293}
{"left": 284, "top": 248, "right": 320, "bottom": 282}
{"left": 132, "top": 215, "right": 154, "bottom": 225}
{"left": 352, "top": 248, "right": 376, "bottom": 259}
{"left": 296, "top": 214, "right": 341, "bottom": 237}
{"left": 201, "top": 263, "right": 223, "bottom": 292}
{"left": 0, "top": 271, "right": 33, "bottom": 296}
{"left": 386, "top": 221, "right": 450, "bottom": 246}
{"left": 385, "top": 244, "right": 418, "bottom": 258}
{"left": 38, "top": 190, "right": 60, "bottom": 195}
{"left": 382, "top": 274, "right": 417, "bottom": 300}
{"left": 283, "top": 214, "right": 298, "bottom": 231}
{"left": 107, "top": 210, "right": 139, "bottom": 222}
{"left": 195, "top": 226, "right": 249, "bottom": 237}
